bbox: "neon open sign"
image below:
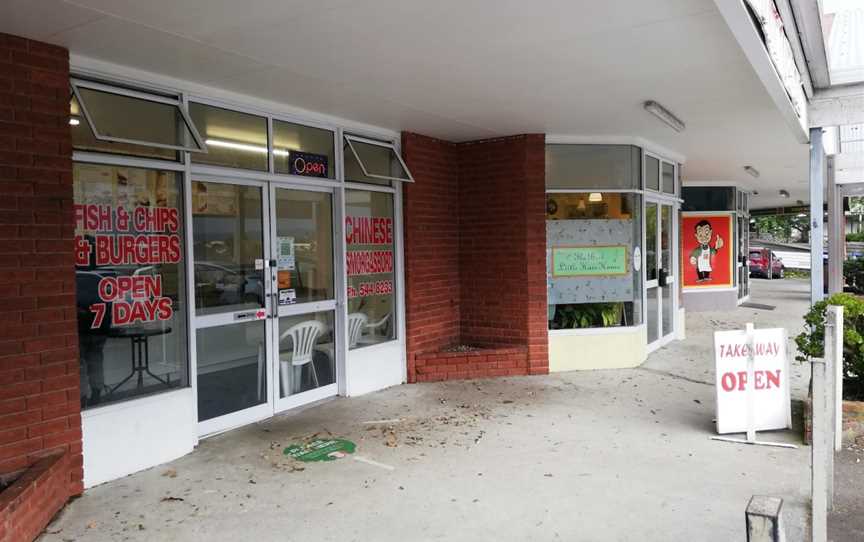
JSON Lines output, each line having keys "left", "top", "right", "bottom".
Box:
{"left": 288, "top": 151, "right": 328, "bottom": 178}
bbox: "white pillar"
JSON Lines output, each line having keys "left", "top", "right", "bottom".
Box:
{"left": 810, "top": 127, "right": 825, "bottom": 304}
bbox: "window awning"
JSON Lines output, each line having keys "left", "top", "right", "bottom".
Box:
{"left": 344, "top": 134, "right": 413, "bottom": 182}
{"left": 71, "top": 79, "right": 206, "bottom": 153}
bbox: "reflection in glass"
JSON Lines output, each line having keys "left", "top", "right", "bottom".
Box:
{"left": 647, "top": 287, "right": 659, "bottom": 344}
{"left": 545, "top": 145, "right": 642, "bottom": 190}
{"left": 73, "top": 164, "right": 188, "bottom": 409}
{"left": 646, "top": 202, "right": 658, "bottom": 281}
{"left": 646, "top": 156, "right": 660, "bottom": 191}
{"left": 274, "top": 121, "right": 335, "bottom": 178}
{"left": 661, "top": 205, "right": 671, "bottom": 273}
{"left": 196, "top": 320, "right": 266, "bottom": 421}
{"left": 192, "top": 182, "right": 265, "bottom": 315}
{"left": 662, "top": 162, "right": 675, "bottom": 194}
{"left": 346, "top": 190, "right": 396, "bottom": 346}
{"left": 190, "top": 103, "right": 269, "bottom": 171}
{"left": 662, "top": 282, "right": 673, "bottom": 337}
{"left": 274, "top": 189, "right": 334, "bottom": 304}
{"left": 278, "top": 312, "right": 335, "bottom": 397}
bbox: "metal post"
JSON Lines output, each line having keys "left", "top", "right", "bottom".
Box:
{"left": 810, "top": 127, "right": 825, "bottom": 304}
{"left": 827, "top": 156, "right": 843, "bottom": 294}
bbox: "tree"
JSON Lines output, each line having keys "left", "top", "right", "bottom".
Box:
{"left": 754, "top": 214, "right": 810, "bottom": 243}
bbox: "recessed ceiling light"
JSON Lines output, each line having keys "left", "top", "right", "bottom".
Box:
{"left": 744, "top": 166, "right": 760, "bottom": 178}
{"left": 779, "top": 190, "right": 790, "bottom": 198}
{"left": 643, "top": 100, "right": 685, "bottom": 132}
{"left": 69, "top": 118, "right": 80, "bottom": 126}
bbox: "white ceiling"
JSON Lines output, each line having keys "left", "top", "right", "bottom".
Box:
{"left": 1, "top": 0, "right": 811, "bottom": 208}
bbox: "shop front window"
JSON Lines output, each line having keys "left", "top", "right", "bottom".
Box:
{"left": 73, "top": 164, "right": 189, "bottom": 408}
{"left": 189, "top": 103, "right": 269, "bottom": 171}
{"left": 345, "top": 189, "right": 396, "bottom": 348}
{"left": 546, "top": 192, "right": 643, "bottom": 329}
{"left": 273, "top": 120, "right": 335, "bottom": 179}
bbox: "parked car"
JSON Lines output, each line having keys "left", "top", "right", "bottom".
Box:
{"left": 749, "top": 247, "right": 784, "bottom": 279}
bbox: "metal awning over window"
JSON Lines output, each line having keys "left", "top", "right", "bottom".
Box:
{"left": 71, "top": 79, "right": 206, "bottom": 153}
{"left": 344, "top": 134, "right": 413, "bottom": 182}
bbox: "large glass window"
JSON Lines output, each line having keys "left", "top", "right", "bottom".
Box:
{"left": 546, "top": 192, "right": 643, "bottom": 329}
{"left": 274, "top": 189, "right": 334, "bottom": 304}
{"left": 73, "top": 164, "right": 188, "bottom": 408}
{"left": 274, "top": 120, "right": 335, "bottom": 179}
{"left": 681, "top": 186, "right": 736, "bottom": 212}
{"left": 345, "top": 190, "right": 396, "bottom": 347}
{"left": 546, "top": 145, "right": 641, "bottom": 190}
{"left": 646, "top": 156, "right": 660, "bottom": 191}
{"left": 190, "top": 103, "right": 269, "bottom": 171}
{"left": 191, "top": 182, "right": 265, "bottom": 315}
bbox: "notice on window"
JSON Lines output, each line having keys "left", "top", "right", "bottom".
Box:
{"left": 551, "top": 246, "right": 628, "bottom": 277}
{"left": 278, "top": 288, "right": 296, "bottom": 306}
{"left": 277, "top": 236, "right": 295, "bottom": 271}
{"left": 74, "top": 187, "right": 182, "bottom": 328}
{"left": 345, "top": 215, "right": 394, "bottom": 300}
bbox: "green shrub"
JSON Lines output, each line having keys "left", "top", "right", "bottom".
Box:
{"left": 847, "top": 232, "right": 864, "bottom": 242}
{"left": 795, "top": 293, "right": 864, "bottom": 382}
{"left": 551, "top": 303, "right": 622, "bottom": 329}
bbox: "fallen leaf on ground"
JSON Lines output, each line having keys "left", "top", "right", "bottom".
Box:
{"left": 161, "top": 469, "right": 177, "bottom": 478}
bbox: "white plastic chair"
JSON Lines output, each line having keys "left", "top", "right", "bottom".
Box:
{"left": 358, "top": 313, "right": 391, "bottom": 345}
{"left": 347, "top": 312, "right": 368, "bottom": 349}
{"left": 279, "top": 320, "right": 325, "bottom": 395}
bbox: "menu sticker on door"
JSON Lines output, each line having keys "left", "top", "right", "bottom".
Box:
{"left": 278, "top": 289, "right": 296, "bottom": 306}
{"left": 277, "top": 236, "right": 295, "bottom": 271}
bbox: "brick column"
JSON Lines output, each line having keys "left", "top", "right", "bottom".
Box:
{"left": 0, "top": 31, "right": 81, "bottom": 541}
{"left": 401, "top": 132, "right": 549, "bottom": 381}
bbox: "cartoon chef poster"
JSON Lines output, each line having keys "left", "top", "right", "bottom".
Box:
{"left": 681, "top": 213, "right": 733, "bottom": 288}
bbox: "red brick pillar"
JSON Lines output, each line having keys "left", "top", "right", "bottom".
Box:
{"left": 0, "top": 31, "right": 81, "bottom": 542}
{"left": 523, "top": 135, "right": 549, "bottom": 374}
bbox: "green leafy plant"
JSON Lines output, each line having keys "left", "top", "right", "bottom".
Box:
{"left": 552, "top": 303, "right": 622, "bottom": 329}
{"left": 846, "top": 232, "right": 864, "bottom": 242}
{"left": 795, "top": 294, "right": 864, "bottom": 390}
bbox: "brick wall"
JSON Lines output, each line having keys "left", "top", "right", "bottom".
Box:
{"left": 0, "top": 31, "right": 81, "bottom": 540}
{"left": 401, "top": 134, "right": 461, "bottom": 383}
{"left": 401, "top": 132, "right": 548, "bottom": 381}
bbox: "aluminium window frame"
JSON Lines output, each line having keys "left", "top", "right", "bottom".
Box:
{"left": 343, "top": 134, "right": 414, "bottom": 183}
{"left": 71, "top": 78, "right": 207, "bottom": 154}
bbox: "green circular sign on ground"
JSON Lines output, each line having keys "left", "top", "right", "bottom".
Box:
{"left": 283, "top": 439, "right": 356, "bottom": 462}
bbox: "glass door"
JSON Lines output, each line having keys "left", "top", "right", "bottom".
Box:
{"left": 192, "top": 180, "right": 273, "bottom": 434}
{"left": 270, "top": 185, "right": 339, "bottom": 412}
{"left": 646, "top": 199, "right": 677, "bottom": 350}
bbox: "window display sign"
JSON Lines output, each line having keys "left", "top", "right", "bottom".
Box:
{"left": 288, "top": 150, "right": 328, "bottom": 178}
{"left": 682, "top": 213, "right": 734, "bottom": 289}
{"left": 714, "top": 326, "right": 791, "bottom": 434}
{"left": 73, "top": 163, "right": 188, "bottom": 409}
{"left": 74, "top": 172, "right": 182, "bottom": 327}
{"left": 345, "top": 215, "right": 394, "bottom": 299}
{"left": 552, "top": 246, "right": 627, "bottom": 277}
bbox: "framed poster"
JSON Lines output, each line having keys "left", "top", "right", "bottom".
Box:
{"left": 682, "top": 213, "right": 734, "bottom": 289}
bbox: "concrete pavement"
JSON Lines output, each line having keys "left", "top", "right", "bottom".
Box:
{"left": 42, "top": 279, "right": 814, "bottom": 542}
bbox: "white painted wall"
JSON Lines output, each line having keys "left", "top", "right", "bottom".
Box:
{"left": 345, "top": 341, "right": 404, "bottom": 396}
{"left": 82, "top": 388, "right": 196, "bottom": 488}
